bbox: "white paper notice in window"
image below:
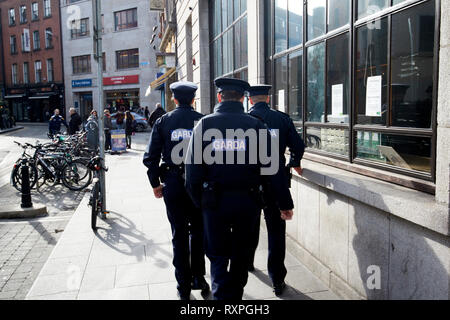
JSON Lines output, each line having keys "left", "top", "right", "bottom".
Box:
{"left": 278, "top": 90, "right": 285, "bottom": 113}
{"left": 331, "top": 84, "right": 343, "bottom": 116}
{"left": 366, "top": 76, "right": 382, "bottom": 117}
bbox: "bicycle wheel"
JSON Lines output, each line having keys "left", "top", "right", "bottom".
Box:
{"left": 11, "top": 162, "right": 38, "bottom": 192}
{"left": 90, "top": 181, "right": 100, "bottom": 231}
{"left": 61, "top": 159, "right": 92, "bottom": 191}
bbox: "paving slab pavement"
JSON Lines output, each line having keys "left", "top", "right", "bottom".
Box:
{"left": 26, "top": 148, "right": 340, "bottom": 300}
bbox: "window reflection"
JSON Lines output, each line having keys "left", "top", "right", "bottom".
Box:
{"left": 307, "top": 127, "right": 349, "bottom": 156}
{"left": 274, "top": 56, "right": 288, "bottom": 112}
{"left": 356, "top": 132, "right": 431, "bottom": 173}
{"left": 307, "top": 0, "right": 326, "bottom": 41}
{"left": 289, "top": 50, "right": 302, "bottom": 122}
{"left": 288, "top": 0, "right": 302, "bottom": 48}
{"left": 357, "top": 0, "right": 389, "bottom": 19}
{"left": 391, "top": 1, "right": 435, "bottom": 128}
{"left": 355, "top": 18, "right": 388, "bottom": 126}
{"left": 307, "top": 42, "right": 325, "bottom": 122}
{"left": 327, "top": 33, "right": 349, "bottom": 123}
{"left": 328, "top": 0, "right": 350, "bottom": 31}
{"left": 275, "top": 0, "right": 288, "bottom": 53}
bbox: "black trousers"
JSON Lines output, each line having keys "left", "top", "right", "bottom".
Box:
{"left": 248, "top": 201, "right": 287, "bottom": 285}
{"left": 203, "top": 191, "right": 261, "bottom": 300}
{"left": 104, "top": 131, "right": 111, "bottom": 150}
{"left": 162, "top": 173, "right": 206, "bottom": 292}
{"left": 126, "top": 135, "right": 132, "bottom": 148}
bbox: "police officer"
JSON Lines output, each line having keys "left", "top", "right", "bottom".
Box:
{"left": 143, "top": 82, "right": 209, "bottom": 300}
{"left": 48, "top": 109, "right": 68, "bottom": 136}
{"left": 185, "top": 78, "right": 295, "bottom": 300}
{"left": 247, "top": 84, "right": 305, "bottom": 296}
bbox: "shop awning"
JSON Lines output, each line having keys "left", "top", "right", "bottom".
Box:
{"left": 150, "top": 67, "right": 176, "bottom": 89}
{"left": 29, "top": 95, "right": 50, "bottom": 100}
{"left": 4, "top": 94, "right": 25, "bottom": 99}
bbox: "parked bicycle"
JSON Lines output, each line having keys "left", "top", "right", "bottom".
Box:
{"left": 87, "top": 156, "right": 108, "bottom": 231}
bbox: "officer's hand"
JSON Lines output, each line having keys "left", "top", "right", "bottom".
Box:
{"left": 293, "top": 166, "right": 303, "bottom": 176}
{"left": 280, "top": 210, "right": 294, "bottom": 221}
{"left": 153, "top": 185, "right": 164, "bottom": 199}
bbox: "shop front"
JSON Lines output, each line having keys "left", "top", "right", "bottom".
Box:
{"left": 103, "top": 75, "right": 140, "bottom": 112}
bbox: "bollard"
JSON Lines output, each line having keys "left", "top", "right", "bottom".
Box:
{"left": 20, "top": 159, "right": 33, "bottom": 208}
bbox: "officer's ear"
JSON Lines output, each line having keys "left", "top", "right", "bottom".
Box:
{"left": 217, "top": 93, "right": 222, "bottom": 103}
{"left": 266, "top": 95, "right": 270, "bottom": 104}
{"left": 173, "top": 98, "right": 179, "bottom": 106}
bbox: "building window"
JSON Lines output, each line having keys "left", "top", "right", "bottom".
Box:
{"left": 72, "top": 55, "right": 91, "bottom": 74}
{"left": 265, "top": 0, "right": 439, "bottom": 183}
{"left": 10, "top": 36, "right": 17, "bottom": 54}
{"left": 23, "top": 62, "right": 29, "bottom": 84}
{"left": 32, "top": 2, "right": 39, "bottom": 20}
{"left": 210, "top": 0, "right": 248, "bottom": 88}
{"left": 71, "top": 18, "right": 89, "bottom": 39}
{"left": 44, "top": 0, "right": 51, "bottom": 17}
{"left": 35, "top": 61, "right": 42, "bottom": 83}
{"left": 33, "top": 31, "right": 40, "bottom": 50}
{"left": 114, "top": 8, "right": 138, "bottom": 31}
{"left": 47, "top": 59, "right": 54, "bottom": 82}
{"left": 20, "top": 5, "right": 27, "bottom": 24}
{"left": 116, "top": 49, "right": 139, "bottom": 69}
{"left": 12, "top": 64, "right": 18, "bottom": 85}
{"left": 9, "top": 8, "right": 15, "bottom": 25}
{"left": 45, "top": 28, "right": 53, "bottom": 48}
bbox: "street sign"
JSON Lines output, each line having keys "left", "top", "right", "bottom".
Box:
{"left": 72, "top": 79, "right": 92, "bottom": 88}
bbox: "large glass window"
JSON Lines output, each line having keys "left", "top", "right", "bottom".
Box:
{"left": 307, "top": 0, "right": 326, "bottom": 41}
{"left": 306, "top": 42, "right": 325, "bottom": 122}
{"left": 210, "top": 0, "right": 248, "bottom": 82}
{"left": 265, "top": 0, "right": 439, "bottom": 183}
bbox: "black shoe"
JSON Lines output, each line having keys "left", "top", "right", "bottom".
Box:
{"left": 248, "top": 264, "right": 255, "bottom": 272}
{"left": 192, "top": 276, "right": 210, "bottom": 294}
{"left": 273, "top": 282, "right": 286, "bottom": 297}
{"left": 177, "top": 289, "right": 191, "bottom": 300}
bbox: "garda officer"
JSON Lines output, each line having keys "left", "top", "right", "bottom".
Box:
{"left": 185, "top": 78, "right": 295, "bottom": 300}
{"left": 48, "top": 109, "right": 68, "bottom": 136}
{"left": 143, "top": 81, "right": 209, "bottom": 300}
{"left": 247, "top": 84, "right": 305, "bottom": 296}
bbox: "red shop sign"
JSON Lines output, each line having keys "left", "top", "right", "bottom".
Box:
{"left": 103, "top": 75, "right": 139, "bottom": 86}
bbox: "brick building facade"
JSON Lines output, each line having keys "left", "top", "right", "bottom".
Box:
{"left": 0, "top": 0, "right": 64, "bottom": 122}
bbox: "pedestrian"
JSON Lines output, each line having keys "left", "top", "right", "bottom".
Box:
{"left": 85, "top": 110, "right": 99, "bottom": 151}
{"left": 144, "top": 106, "right": 150, "bottom": 119}
{"left": 185, "top": 78, "right": 295, "bottom": 300}
{"left": 104, "top": 109, "right": 113, "bottom": 151}
{"left": 143, "top": 81, "right": 209, "bottom": 300}
{"left": 68, "top": 107, "right": 82, "bottom": 135}
{"left": 48, "top": 109, "right": 69, "bottom": 136}
{"left": 115, "top": 108, "right": 125, "bottom": 130}
{"left": 124, "top": 110, "right": 135, "bottom": 149}
{"left": 148, "top": 103, "right": 166, "bottom": 128}
{"left": 246, "top": 85, "right": 305, "bottom": 296}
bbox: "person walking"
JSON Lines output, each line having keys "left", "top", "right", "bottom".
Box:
{"left": 144, "top": 106, "right": 150, "bottom": 120}
{"left": 125, "top": 111, "right": 135, "bottom": 149}
{"left": 104, "top": 109, "right": 113, "bottom": 151}
{"left": 148, "top": 103, "right": 166, "bottom": 128}
{"left": 143, "top": 81, "right": 209, "bottom": 300}
{"left": 48, "top": 109, "right": 69, "bottom": 136}
{"left": 85, "top": 110, "right": 99, "bottom": 151}
{"left": 68, "top": 108, "right": 82, "bottom": 135}
{"left": 185, "top": 78, "right": 294, "bottom": 300}
{"left": 246, "top": 85, "right": 305, "bottom": 296}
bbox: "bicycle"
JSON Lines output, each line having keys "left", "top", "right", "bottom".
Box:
{"left": 10, "top": 142, "right": 39, "bottom": 192}
{"left": 87, "top": 156, "right": 108, "bottom": 231}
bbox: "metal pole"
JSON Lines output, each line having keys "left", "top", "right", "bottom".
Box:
{"left": 20, "top": 159, "right": 33, "bottom": 208}
{"left": 93, "top": 0, "right": 106, "bottom": 214}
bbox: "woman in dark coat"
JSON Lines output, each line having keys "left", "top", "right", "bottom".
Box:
{"left": 125, "top": 111, "right": 135, "bottom": 149}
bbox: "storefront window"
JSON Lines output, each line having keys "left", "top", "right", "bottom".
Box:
{"left": 307, "top": 42, "right": 325, "bottom": 122}
{"left": 274, "top": 56, "right": 288, "bottom": 112}
{"left": 355, "top": 18, "right": 388, "bottom": 126}
{"left": 327, "top": 33, "right": 350, "bottom": 123}
{"left": 289, "top": 50, "right": 302, "bottom": 122}
{"left": 307, "top": 0, "right": 326, "bottom": 41}
{"left": 390, "top": 1, "right": 435, "bottom": 128}
{"left": 328, "top": 0, "right": 350, "bottom": 31}
{"left": 307, "top": 127, "right": 350, "bottom": 156}
{"left": 274, "top": 0, "right": 288, "bottom": 54}
{"left": 234, "top": 16, "right": 248, "bottom": 70}
{"left": 356, "top": 131, "right": 432, "bottom": 174}
{"left": 357, "top": 0, "right": 389, "bottom": 19}
{"left": 288, "top": 0, "right": 303, "bottom": 48}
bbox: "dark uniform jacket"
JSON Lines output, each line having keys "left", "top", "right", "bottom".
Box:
{"left": 49, "top": 115, "right": 68, "bottom": 133}
{"left": 143, "top": 104, "right": 203, "bottom": 188}
{"left": 68, "top": 112, "right": 82, "bottom": 135}
{"left": 185, "top": 101, "right": 294, "bottom": 211}
{"left": 148, "top": 107, "right": 167, "bottom": 128}
{"left": 249, "top": 102, "right": 305, "bottom": 169}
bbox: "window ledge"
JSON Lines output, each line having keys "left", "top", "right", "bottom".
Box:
{"left": 296, "top": 157, "right": 449, "bottom": 236}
